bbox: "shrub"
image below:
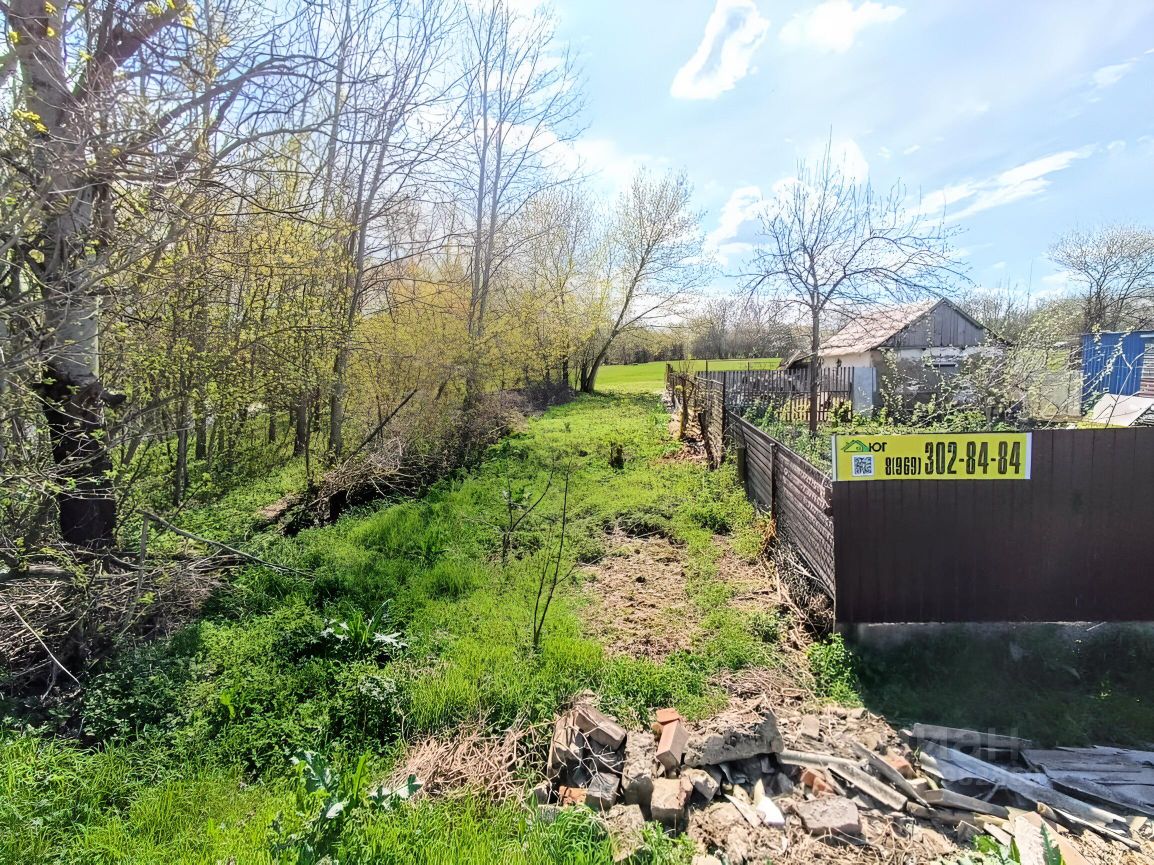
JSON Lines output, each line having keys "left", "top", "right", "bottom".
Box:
{"left": 807, "top": 634, "right": 860, "bottom": 704}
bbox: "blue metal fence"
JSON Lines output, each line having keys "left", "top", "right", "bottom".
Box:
{"left": 1081, "top": 331, "right": 1154, "bottom": 403}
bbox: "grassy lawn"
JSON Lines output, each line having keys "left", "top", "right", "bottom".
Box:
{"left": 1, "top": 394, "right": 771, "bottom": 864}
{"left": 853, "top": 625, "right": 1154, "bottom": 747}
{"left": 597, "top": 357, "right": 781, "bottom": 393}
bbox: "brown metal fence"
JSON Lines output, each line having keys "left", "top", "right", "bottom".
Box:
{"left": 832, "top": 427, "right": 1154, "bottom": 623}
{"left": 666, "top": 369, "right": 1154, "bottom": 623}
{"left": 728, "top": 413, "right": 835, "bottom": 597}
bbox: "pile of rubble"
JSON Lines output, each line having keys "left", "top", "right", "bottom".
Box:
{"left": 535, "top": 696, "right": 1154, "bottom": 864}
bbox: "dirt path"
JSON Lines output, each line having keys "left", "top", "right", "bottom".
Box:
{"left": 580, "top": 528, "right": 696, "bottom": 660}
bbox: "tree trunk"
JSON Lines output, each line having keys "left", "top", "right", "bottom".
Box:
{"left": 194, "top": 414, "right": 208, "bottom": 461}
{"left": 268, "top": 409, "right": 277, "bottom": 444}
{"left": 41, "top": 366, "right": 120, "bottom": 548}
{"left": 327, "top": 348, "right": 348, "bottom": 462}
{"left": 174, "top": 398, "right": 189, "bottom": 506}
{"left": 293, "top": 397, "right": 309, "bottom": 457}
{"left": 808, "top": 307, "right": 822, "bottom": 434}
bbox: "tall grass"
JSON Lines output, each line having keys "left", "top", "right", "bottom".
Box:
{"left": 3, "top": 394, "right": 772, "bottom": 863}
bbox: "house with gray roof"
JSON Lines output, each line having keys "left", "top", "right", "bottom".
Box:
{"left": 818, "top": 298, "right": 994, "bottom": 373}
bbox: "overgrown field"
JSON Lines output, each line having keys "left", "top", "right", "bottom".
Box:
{"left": 1, "top": 395, "right": 776, "bottom": 864}
{"left": 597, "top": 357, "right": 781, "bottom": 393}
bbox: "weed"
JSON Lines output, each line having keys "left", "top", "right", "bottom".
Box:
{"left": 269, "top": 750, "right": 420, "bottom": 864}
{"left": 807, "top": 634, "right": 861, "bottom": 704}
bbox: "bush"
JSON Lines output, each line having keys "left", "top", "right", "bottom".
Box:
{"left": 83, "top": 634, "right": 200, "bottom": 741}
{"left": 807, "top": 634, "right": 860, "bottom": 704}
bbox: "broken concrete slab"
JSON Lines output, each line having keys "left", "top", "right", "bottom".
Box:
{"left": 586, "top": 772, "right": 620, "bottom": 812}
{"left": 798, "top": 715, "right": 821, "bottom": 740}
{"left": 684, "top": 767, "right": 719, "bottom": 802}
{"left": 548, "top": 714, "right": 581, "bottom": 777}
{"left": 600, "top": 803, "right": 646, "bottom": 862}
{"left": 575, "top": 705, "right": 627, "bottom": 750}
{"left": 651, "top": 777, "right": 692, "bottom": 828}
{"left": 683, "top": 703, "right": 783, "bottom": 768}
{"left": 796, "top": 796, "right": 862, "bottom": 836}
{"left": 621, "top": 731, "right": 655, "bottom": 808}
{"left": 588, "top": 739, "right": 625, "bottom": 774}
{"left": 657, "top": 719, "right": 689, "bottom": 773}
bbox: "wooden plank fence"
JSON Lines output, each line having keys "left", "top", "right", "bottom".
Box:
{"left": 666, "top": 368, "right": 726, "bottom": 468}
{"left": 701, "top": 367, "right": 854, "bottom": 424}
{"left": 668, "top": 369, "right": 1154, "bottom": 623}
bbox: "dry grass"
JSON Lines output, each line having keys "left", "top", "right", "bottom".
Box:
{"left": 388, "top": 721, "right": 534, "bottom": 802}
{"left": 1, "top": 556, "right": 222, "bottom": 689}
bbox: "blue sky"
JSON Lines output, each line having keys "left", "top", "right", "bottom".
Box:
{"left": 551, "top": 0, "right": 1154, "bottom": 299}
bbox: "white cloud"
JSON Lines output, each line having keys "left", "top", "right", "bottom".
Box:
{"left": 1107, "top": 139, "right": 1127, "bottom": 155}
{"left": 705, "top": 185, "right": 763, "bottom": 263}
{"left": 1092, "top": 60, "right": 1136, "bottom": 88}
{"left": 902, "top": 144, "right": 921, "bottom": 156}
{"left": 779, "top": 0, "right": 904, "bottom": 53}
{"left": 671, "top": 0, "right": 771, "bottom": 100}
{"left": 878, "top": 145, "right": 892, "bottom": 160}
{"left": 918, "top": 147, "right": 1095, "bottom": 222}
{"left": 540, "top": 134, "right": 663, "bottom": 197}
{"left": 1041, "top": 269, "right": 1074, "bottom": 287}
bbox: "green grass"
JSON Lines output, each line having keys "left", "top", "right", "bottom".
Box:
{"left": 2, "top": 393, "right": 772, "bottom": 863}
{"left": 596, "top": 357, "right": 781, "bottom": 393}
{"left": 853, "top": 625, "right": 1154, "bottom": 746}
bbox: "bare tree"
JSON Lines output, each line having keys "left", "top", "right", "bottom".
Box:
{"left": 316, "top": 0, "right": 458, "bottom": 462}
{"left": 456, "top": 0, "right": 581, "bottom": 398}
{"left": 731, "top": 294, "right": 798, "bottom": 358}
{"left": 1049, "top": 224, "right": 1154, "bottom": 334}
{"left": 577, "top": 169, "right": 707, "bottom": 392}
{"left": 691, "top": 296, "right": 734, "bottom": 359}
{"left": 743, "top": 148, "right": 965, "bottom": 432}
{"left": 955, "top": 283, "right": 1037, "bottom": 343}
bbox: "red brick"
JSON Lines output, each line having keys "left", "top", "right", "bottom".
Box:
{"left": 656, "top": 719, "right": 688, "bottom": 773}
{"left": 654, "top": 707, "right": 682, "bottom": 726}
{"left": 800, "top": 767, "right": 835, "bottom": 795}
{"left": 558, "top": 785, "right": 587, "bottom": 807}
{"left": 884, "top": 753, "right": 915, "bottom": 779}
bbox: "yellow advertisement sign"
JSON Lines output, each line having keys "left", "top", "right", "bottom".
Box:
{"left": 831, "top": 433, "right": 1032, "bottom": 482}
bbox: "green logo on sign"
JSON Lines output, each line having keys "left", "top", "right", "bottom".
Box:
{"left": 841, "top": 438, "right": 886, "bottom": 453}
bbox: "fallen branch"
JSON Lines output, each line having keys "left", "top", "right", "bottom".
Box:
{"left": 2, "top": 597, "right": 80, "bottom": 686}
{"left": 138, "top": 511, "right": 310, "bottom": 578}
